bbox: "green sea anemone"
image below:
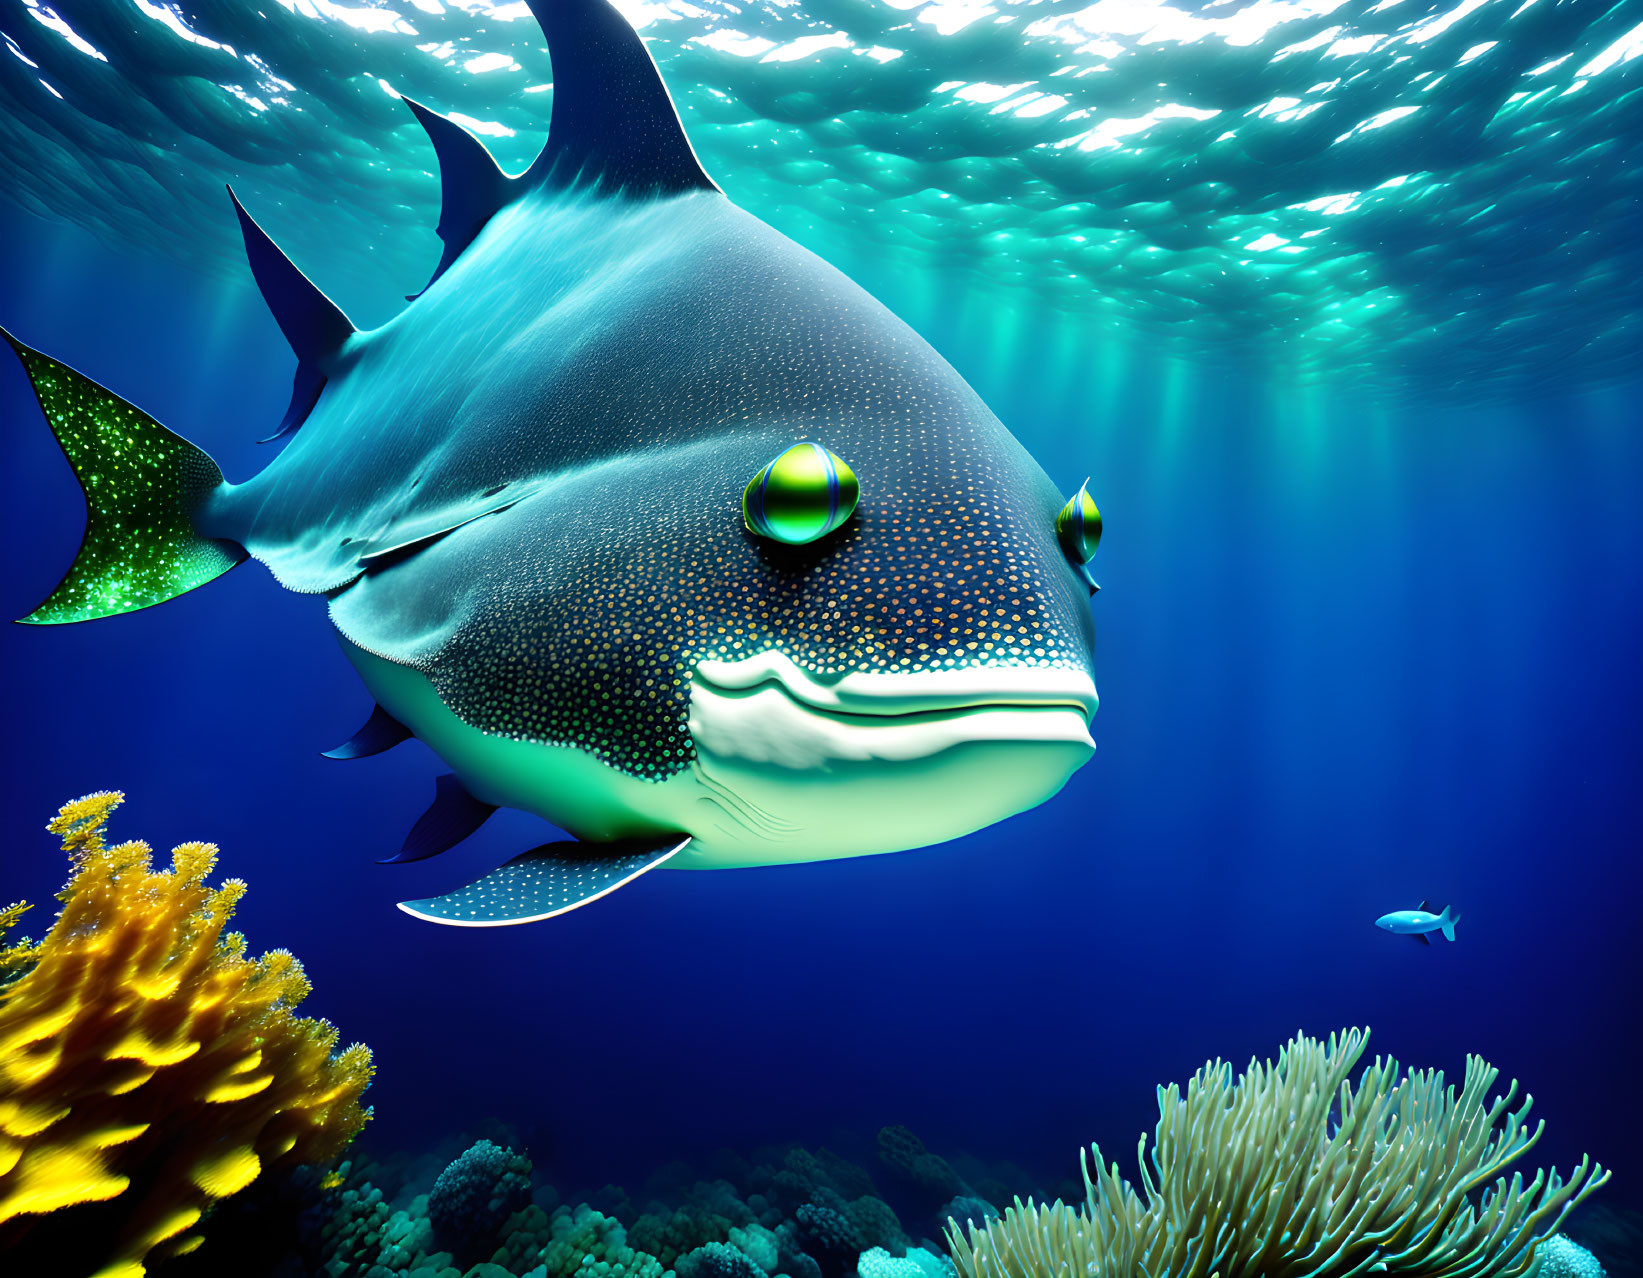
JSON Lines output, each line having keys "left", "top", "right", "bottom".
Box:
{"left": 947, "top": 1029, "right": 1606, "bottom": 1278}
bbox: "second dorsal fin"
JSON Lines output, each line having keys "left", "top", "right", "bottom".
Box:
{"left": 228, "top": 187, "right": 356, "bottom": 441}
{"left": 401, "top": 97, "right": 514, "bottom": 298}
{"left": 523, "top": 0, "right": 717, "bottom": 197}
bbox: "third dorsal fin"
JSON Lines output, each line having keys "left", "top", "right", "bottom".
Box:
{"left": 228, "top": 187, "right": 356, "bottom": 441}
{"left": 401, "top": 97, "right": 514, "bottom": 298}
{"left": 523, "top": 0, "right": 717, "bottom": 197}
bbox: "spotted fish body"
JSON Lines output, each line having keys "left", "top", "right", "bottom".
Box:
{"left": 5, "top": 0, "right": 1100, "bottom": 924}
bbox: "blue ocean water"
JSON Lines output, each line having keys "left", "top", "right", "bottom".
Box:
{"left": 2, "top": 0, "right": 1641, "bottom": 1272}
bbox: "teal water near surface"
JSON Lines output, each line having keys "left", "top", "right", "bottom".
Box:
{"left": 1, "top": 0, "right": 1639, "bottom": 395}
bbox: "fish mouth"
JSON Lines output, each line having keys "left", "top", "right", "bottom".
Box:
{"left": 688, "top": 651, "right": 1097, "bottom": 768}
{"left": 680, "top": 651, "right": 1096, "bottom": 866}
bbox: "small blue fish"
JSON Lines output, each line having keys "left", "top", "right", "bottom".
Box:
{"left": 1376, "top": 900, "right": 1460, "bottom": 946}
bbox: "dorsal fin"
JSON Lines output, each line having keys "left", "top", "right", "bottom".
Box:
{"left": 227, "top": 186, "right": 356, "bottom": 440}
{"left": 523, "top": 0, "right": 717, "bottom": 197}
{"left": 401, "top": 97, "right": 514, "bottom": 298}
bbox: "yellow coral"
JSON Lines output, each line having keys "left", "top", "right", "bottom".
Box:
{"left": 0, "top": 900, "right": 37, "bottom": 987}
{"left": 0, "top": 792, "right": 373, "bottom": 1275}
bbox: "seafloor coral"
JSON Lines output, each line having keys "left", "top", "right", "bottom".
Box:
{"left": 1524, "top": 1235, "right": 1607, "bottom": 1278}
{"left": 0, "top": 791, "right": 373, "bottom": 1277}
{"left": 178, "top": 1114, "right": 1609, "bottom": 1278}
{"left": 1566, "top": 1205, "right": 1643, "bottom": 1278}
{"left": 173, "top": 1126, "right": 991, "bottom": 1278}
{"left": 947, "top": 1029, "right": 1607, "bottom": 1278}
{"left": 431, "top": 1139, "right": 535, "bottom": 1264}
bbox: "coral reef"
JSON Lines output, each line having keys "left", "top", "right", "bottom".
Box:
{"left": 877, "top": 1128, "right": 965, "bottom": 1214}
{"left": 204, "top": 1124, "right": 982, "bottom": 1278}
{"left": 0, "top": 900, "right": 34, "bottom": 991}
{"left": 629, "top": 1206, "right": 730, "bottom": 1268}
{"left": 537, "top": 1203, "right": 670, "bottom": 1278}
{"left": 173, "top": 1099, "right": 1618, "bottom": 1278}
{"left": 935, "top": 1198, "right": 996, "bottom": 1231}
{"left": 947, "top": 1029, "right": 1608, "bottom": 1278}
{"left": 0, "top": 791, "right": 373, "bottom": 1276}
{"left": 1526, "top": 1236, "right": 1606, "bottom": 1278}
{"left": 431, "top": 1140, "right": 535, "bottom": 1263}
{"left": 859, "top": 1248, "right": 956, "bottom": 1278}
{"left": 873, "top": 1125, "right": 993, "bottom": 1242}
{"left": 727, "top": 1222, "right": 781, "bottom": 1274}
{"left": 676, "top": 1239, "right": 769, "bottom": 1278}
{"left": 1567, "top": 1205, "right": 1643, "bottom": 1278}
{"left": 315, "top": 1165, "right": 440, "bottom": 1274}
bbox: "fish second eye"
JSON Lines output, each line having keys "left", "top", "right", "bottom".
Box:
{"left": 1056, "top": 480, "right": 1102, "bottom": 593}
{"left": 742, "top": 443, "right": 860, "bottom": 546}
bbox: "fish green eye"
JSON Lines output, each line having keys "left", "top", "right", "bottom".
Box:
{"left": 1057, "top": 480, "right": 1102, "bottom": 593}
{"left": 1056, "top": 480, "right": 1102, "bottom": 563}
{"left": 742, "top": 443, "right": 860, "bottom": 545}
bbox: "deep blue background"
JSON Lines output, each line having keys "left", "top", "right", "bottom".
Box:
{"left": 1, "top": 199, "right": 1638, "bottom": 1212}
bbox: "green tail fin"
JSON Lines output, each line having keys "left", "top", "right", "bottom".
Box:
{"left": 3, "top": 327, "right": 244, "bottom": 624}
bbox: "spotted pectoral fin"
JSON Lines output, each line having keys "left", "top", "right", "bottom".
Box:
{"left": 397, "top": 835, "right": 689, "bottom": 927}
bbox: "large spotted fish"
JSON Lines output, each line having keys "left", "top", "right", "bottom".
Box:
{"left": 3, "top": 0, "right": 1102, "bottom": 925}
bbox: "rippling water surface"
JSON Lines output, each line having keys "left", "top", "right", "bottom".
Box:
{"left": 2, "top": 0, "right": 1639, "bottom": 396}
